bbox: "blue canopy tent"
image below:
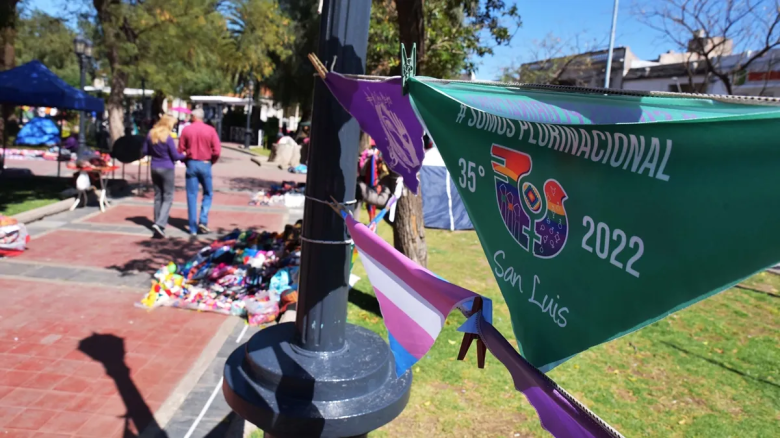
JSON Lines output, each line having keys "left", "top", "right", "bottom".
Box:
{"left": 0, "top": 60, "right": 104, "bottom": 112}
{"left": 421, "top": 147, "right": 474, "bottom": 231}
{"left": 0, "top": 60, "right": 105, "bottom": 172}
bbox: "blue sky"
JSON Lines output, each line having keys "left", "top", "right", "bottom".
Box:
{"left": 475, "top": 0, "right": 677, "bottom": 79}
{"left": 26, "top": 0, "right": 677, "bottom": 80}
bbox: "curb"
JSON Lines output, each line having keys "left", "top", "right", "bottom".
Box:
{"left": 12, "top": 197, "right": 75, "bottom": 224}
{"left": 142, "top": 316, "right": 240, "bottom": 436}
{"left": 222, "top": 144, "right": 260, "bottom": 157}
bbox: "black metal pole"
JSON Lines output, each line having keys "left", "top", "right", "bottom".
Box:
{"left": 142, "top": 78, "right": 150, "bottom": 124}
{"left": 77, "top": 55, "right": 87, "bottom": 160}
{"left": 223, "top": 1, "right": 411, "bottom": 436}
{"left": 244, "top": 80, "right": 254, "bottom": 149}
{"left": 216, "top": 103, "right": 224, "bottom": 141}
{"left": 57, "top": 116, "right": 63, "bottom": 177}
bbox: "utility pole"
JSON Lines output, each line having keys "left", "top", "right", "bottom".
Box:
{"left": 73, "top": 36, "right": 93, "bottom": 160}
{"left": 223, "top": 1, "right": 412, "bottom": 437}
{"left": 244, "top": 78, "right": 254, "bottom": 149}
{"left": 604, "top": 0, "right": 619, "bottom": 89}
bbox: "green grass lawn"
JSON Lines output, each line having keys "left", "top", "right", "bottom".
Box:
{"left": 0, "top": 177, "right": 68, "bottom": 216}
{"left": 352, "top": 225, "right": 779, "bottom": 437}
{"left": 251, "top": 224, "right": 779, "bottom": 437}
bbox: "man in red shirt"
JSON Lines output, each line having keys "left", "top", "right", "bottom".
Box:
{"left": 178, "top": 108, "right": 221, "bottom": 235}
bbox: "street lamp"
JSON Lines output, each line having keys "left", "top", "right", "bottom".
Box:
{"left": 244, "top": 78, "right": 254, "bottom": 149}
{"left": 223, "top": 1, "right": 411, "bottom": 436}
{"left": 73, "top": 36, "right": 93, "bottom": 160}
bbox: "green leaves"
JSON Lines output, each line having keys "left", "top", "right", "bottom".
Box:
{"left": 15, "top": 11, "right": 80, "bottom": 86}
{"left": 368, "top": 0, "right": 521, "bottom": 79}
{"left": 223, "top": 0, "right": 294, "bottom": 88}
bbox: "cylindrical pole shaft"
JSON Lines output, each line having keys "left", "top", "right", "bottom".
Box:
{"left": 58, "top": 117, "right": 63, "bottom": 177}
{"left": 216, "top": 103, "right": 224, "bottom": 141}
{"left": 604, "top": 0, "right": 619, "bottom": 88}
{"left": 245, "top": 83, "right": 253, "bottom": 149}
{"left": 78, "top": 56, "right": 87, "bottom": 160}
{"left": 295, "top": 0, "right": 371, "bottom": 352}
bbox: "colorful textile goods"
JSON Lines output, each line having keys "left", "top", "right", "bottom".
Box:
{"left": 2, "top": 148, "right": 71, "bottom": 162}
{"left": 0, "top": 216, "right": 29, "bottom": 257}
{"left": 288, "top": 164, "right": 307, "bottom": 174}
{"left": 249, "top": 181, "right": 305, "bottom": 207}
{"left": 138, "top": 225, "right": 301, "bottom": 325}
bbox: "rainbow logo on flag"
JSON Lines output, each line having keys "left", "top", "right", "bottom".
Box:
{"left": 346, "top": 215, "right": 486, "bottom": 376}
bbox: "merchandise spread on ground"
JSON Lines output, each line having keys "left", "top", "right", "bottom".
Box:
{"left": 249, "top": 181, "right": 305, "bottom": 207}
{"left": 138, "top": 222, "right": 302, "bottom": 326}
{"left": 0, "top": 215, "right": 29, "bottom": 258}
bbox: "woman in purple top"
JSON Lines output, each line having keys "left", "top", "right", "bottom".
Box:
{"left": 141, "top": 115, "right": 186, "bottom": 238}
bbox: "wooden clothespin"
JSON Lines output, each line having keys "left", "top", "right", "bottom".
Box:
{"left": 327, "top": 195, "right": 352, "bottom": 219}
{"left": 457, "top": 296, "right": 486, "bottom": 368}
{"left": 308, "top": 53, "right": 328, "bottom": 79}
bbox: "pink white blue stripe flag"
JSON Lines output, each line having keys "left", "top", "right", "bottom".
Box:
{"left": 345, "top": 214, "right": 491, "bottom": 376}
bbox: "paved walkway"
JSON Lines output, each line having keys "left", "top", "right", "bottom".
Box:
{"left": 0, "top": 146, "right": 304, "bottom": 437}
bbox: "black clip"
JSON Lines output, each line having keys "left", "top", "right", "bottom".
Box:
{"left": 457, "top": 296, "right": 486, "bottom": 368}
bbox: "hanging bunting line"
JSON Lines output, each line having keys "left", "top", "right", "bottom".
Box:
{"left": 335, "top": 200, "right": 622, "bottom": 437}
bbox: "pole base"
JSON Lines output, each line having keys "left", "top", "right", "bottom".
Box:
{"left": 224, "top": 322, "right": 412, "bottom": 438}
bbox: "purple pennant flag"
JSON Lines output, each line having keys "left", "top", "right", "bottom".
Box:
{"left": 476, "top": 316, "right": 622, "bottom": 438}
{"left": 324, "top": 72, "right": 426, "bottom": 194}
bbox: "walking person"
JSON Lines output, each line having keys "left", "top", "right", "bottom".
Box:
{"left": 178, "top": 108, "right": 221, "bottom": 236}
{"left": 141, "top": 115, "right": 185, "bottom": 238}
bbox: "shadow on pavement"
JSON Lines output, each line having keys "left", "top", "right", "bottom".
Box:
{"left": 105, "top": 236, "right": 211, "bottom": 275}
{"left": 126, "top": 215, "right": 191, "bottom": 234}
{"left": 79, "top": 333, "right": 169, "bottom": 438}
{"left": 223, "top": 176, "right": 294, "bottom": 191}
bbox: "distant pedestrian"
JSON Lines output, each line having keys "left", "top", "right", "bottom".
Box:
{"left": 178, "top": 108, "right": 221, "bottom": 236}
{"left": 141, "top": 115, "right": 185, "bottom": 238}
{"left": 61, "top": 126, "right": 79, "bottom": 153}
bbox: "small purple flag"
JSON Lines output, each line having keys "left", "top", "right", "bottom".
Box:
{"left": 476, "top": 315, "right": 622, "bottom": 438}
{"left": 324, "top": 72, "right": 426, "bottom": 193}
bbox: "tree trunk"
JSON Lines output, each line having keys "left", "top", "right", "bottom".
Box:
{"left": 395, "top": 0, "right": 425, "bottom": 72}
{"left": 393, "top": 0, "right": 427, "bottom": 268}
{"left": 393, "top": 186, "right": 427, "bottom": 266}
{"left": 0, "top": 0, "right": 18, "bottom": 149}
{"left": 107, "top": 70, "right": 128, "bottom": 146}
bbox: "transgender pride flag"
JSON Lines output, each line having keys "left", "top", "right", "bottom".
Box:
{"left": 346, "top": 215, "right": 487, "bottom": 376}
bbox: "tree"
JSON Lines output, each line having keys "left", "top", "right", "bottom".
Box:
{"left": 89, "top": 0, "right": 254, "bottom": 144}
{"left": 15, "top": 10, "right": 80, "bottom": 86}
{"left": 635, "top": 0, "right": 780, "bottom": 95}
{"left": 0, "top": 0, "right": 17, "bottom": 71}
{"left": 0, "top": 0, "right": 19, "bottom": 147}
{"left": 391, "top": 0, "right": 520, "bottom": 267}
{"left": 371, "top": 0, "right": 521, "bottom": 79}
{"left": 222, "top": 0, "right": 294, "bottom": 93}
{"left": 265, "top": 0, "right": 319, "bottom": 122}
{"left": 88, "top": 0, "right": 293, "bottom": 144}
{"left": 392, "top": 0, "right": 428, "bottom": 267}
{"left": 500, "top": 32, "right": 601, "bottom": 85}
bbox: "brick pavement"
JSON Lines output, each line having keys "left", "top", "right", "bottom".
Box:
{"left": 0, "top": 278, "right": 225, "bottom": 437}
{"left": 0, "top": 147, "right": 301, "bottom": 437}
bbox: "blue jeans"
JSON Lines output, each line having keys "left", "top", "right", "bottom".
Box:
{"left": 185, "top": 160, "right": 213, "bottom": 234}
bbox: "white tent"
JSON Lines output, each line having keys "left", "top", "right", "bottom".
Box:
{"left": 420, "top": 148, "right": 473, "bottom": 230}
